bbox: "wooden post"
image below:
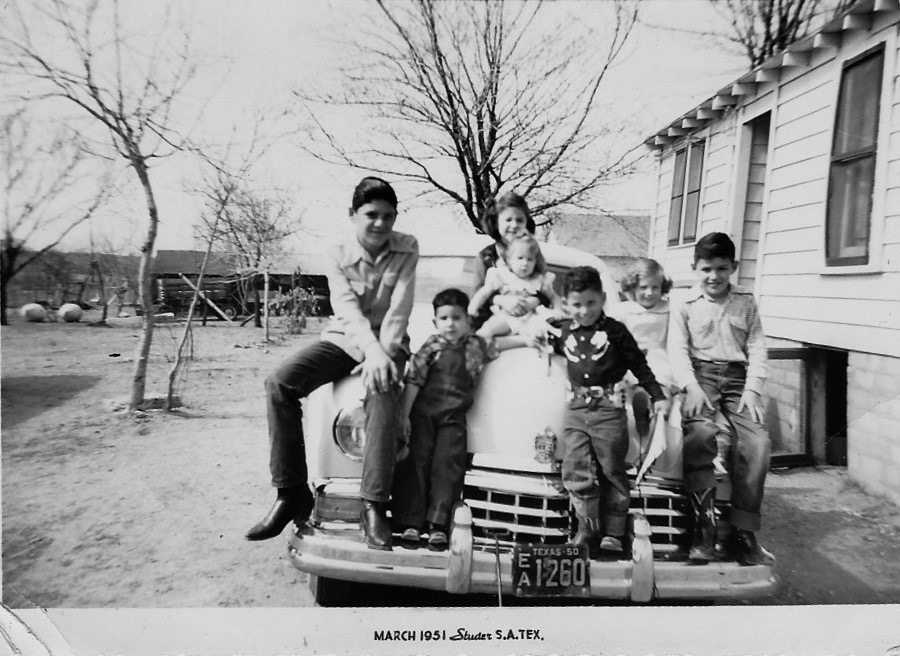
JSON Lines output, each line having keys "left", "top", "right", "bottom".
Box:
{"left": 178, "top": 273, "right": 233, "bottom": 322}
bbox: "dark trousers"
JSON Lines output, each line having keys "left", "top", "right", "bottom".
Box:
{"left": 390, "top": 403, "right": 468, "bottom": 529}
{"left": 265, "top": 340, "right": 405, "bottom": 503}
{"left": 561, "top": 398, "right": 630, "bottom": 537}
{"left": 682, "top": 361, "right": 770, "bottom": 531}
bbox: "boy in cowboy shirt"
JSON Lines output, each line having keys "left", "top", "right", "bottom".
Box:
{"left": 546, "top": 266, "right": 669, "bottom": 553}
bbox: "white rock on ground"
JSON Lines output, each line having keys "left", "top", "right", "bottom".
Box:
{"left": 20, "top": 303, "right": 48, "bottom": 322}
{"left": 59, "top": 303, "right": 84, "bottom": 323}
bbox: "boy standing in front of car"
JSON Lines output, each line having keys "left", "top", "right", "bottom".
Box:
{"left": 548, "top": 267, "right": 669, "bottom": 554}
{"left": 668, "top": 232, "right": 773, "bottom": 566}
{"left": 390, "top": 288, "right": 498, "bottom": 550}
{"left": 245, "top": 177, "right": 418, "bottom": 552}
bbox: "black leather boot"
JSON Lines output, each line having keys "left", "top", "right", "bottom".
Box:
{"left": 688, "top": 488, "right": 717, "bottom": 564}
{"left": 571, "top": 516, "right": 598, "bottom": 555}
{"left": 728, "top": 528, "right": 775, "bottom": 566}
{"left": 245, "top": 487, "right": 314, "bottom": 541}
{"left": 361, "top": 500, "right": 393, "bottom": 551}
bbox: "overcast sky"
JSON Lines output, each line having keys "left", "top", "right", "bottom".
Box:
{"left": 6, "top": 0, "right": 747, "bottom": 259}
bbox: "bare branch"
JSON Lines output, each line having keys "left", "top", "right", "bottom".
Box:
{"left": 295, "top": 0, "right": 639, "bottom": 230}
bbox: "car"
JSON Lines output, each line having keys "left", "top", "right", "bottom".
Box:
{"left": 287, "top": 235, "right": 776, "bottom": 605}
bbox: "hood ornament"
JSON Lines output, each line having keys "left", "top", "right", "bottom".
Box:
{"left": 533, "top": 428, "right": 557, "bottom": 464}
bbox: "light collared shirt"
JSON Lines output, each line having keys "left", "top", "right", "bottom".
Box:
{"left": 320, "top": 231, "right": 419, "bottom": 362}
{"left": 668, "top": 283, "right": 768, "bottom": 394}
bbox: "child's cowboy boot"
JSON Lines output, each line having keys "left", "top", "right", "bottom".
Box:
{"left": 727, "top": 528, "right": 775, "bottom": 567}
{"left": 688, "top": 488, "right": 717, "bottom": 564}
{"left": 571, "top": 515, "right": 599, "bottom": 551}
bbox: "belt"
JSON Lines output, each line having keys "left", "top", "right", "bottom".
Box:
{"left": 567, "top": 382, "right": 626, "bottom": 409}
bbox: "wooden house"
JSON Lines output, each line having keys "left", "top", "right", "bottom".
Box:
{"left": 542, "top": 212, "right": 652, "bottom": 288}
{"left": 644, "top": 0, "right": 900, "bottom": 504}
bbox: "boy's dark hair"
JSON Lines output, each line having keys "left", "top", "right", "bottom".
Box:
{"left": 563, "top": 266, "right": 604, "bottom": 296}
{"left": 351, "top": 176, "right": 398, "bottom": 211}
{"left": 620, "top": 258, "right": 673, "bottom": 296}
{"left": 694, "top": 232, "right": 736, "bottom": 263}
{"left": 480, "top": 192, "right": 536, "bottom": 241}
{"left": 432, "top": 288, "right": 470, "bottom": 313}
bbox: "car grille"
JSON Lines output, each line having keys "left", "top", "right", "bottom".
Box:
{"left": 464, "top": 468, "right": 690, "bottom": 557}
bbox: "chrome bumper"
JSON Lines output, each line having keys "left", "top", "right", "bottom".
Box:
{"left": 288, "top": 505, "right": 777, "bottom": 602}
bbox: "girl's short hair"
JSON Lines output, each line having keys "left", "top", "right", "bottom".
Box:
{"left": 504, "top": 234, "right": 546, "bottom": 275}
{"left": 620, "top": 258, "right": 673, "bottom": 297}
{"left": 480, "top": 192, "right": 536, "bottom": 241}
{"left": 351, "top": 176, "right": 398, "bottom": 211}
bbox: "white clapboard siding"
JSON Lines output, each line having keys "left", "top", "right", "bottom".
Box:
{"left": 761, "top": 296, "right": 900, "bottom": 330}
{"left": 886, "top": 187, "right": 900, "bottom": 219}
{"left": 774, "top": 106, "right": 832, "bottom": 146}
{"left": 649, "top": 15, "right": 900, "bottom": 358}
{"left": 762, "top": 250, "right": 822, "bottom": 275}
{"left": 764, "top": 226, "right": 821, "bottom": 253}
{"left": 764, "top": 317, "right": 900, "bottom": 357}
{"left": 768, "top": 154, "right": 830, "bottom": 190}
{"left": 777, "top": 77, "right": 835, "bottom": 124}
{"left": 771, "top": 130, "right": 832, "bottom": 169}
{"left": 883, "top": 215, "right": 900, "bottom": 244}
{"left": 767, "top": 178, "right": 828, "bottom": 213}
{"left": 760, "top": 272, "right": 900, "bottom": 298}
{"left": 739, "top": 116, "right": 770, "bottom": 290}
{"left": 890, "top": 98, "right": 900, "bottom": 127}
{"left": 765, "top": 202, "right": 826, "bottom": 233}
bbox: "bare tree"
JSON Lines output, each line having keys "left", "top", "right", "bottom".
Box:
{"left": 1, "top": 0, "right": 202, "bottom": 409}
{"left": 712, "top": 0, "right": 855, "bottom": 67}
{"left": 298, "top": 0, "right": 640, "bottom": 231}
{"left": 641, "top": 0, "right": 855, "bottom": 69}
{"left": 0, "top": 108, "right": 111, "bottom": 324}
{"left": 166, "top": 140, "right": 266, "bottom": 409}
{"left": 196, "top": 185, "right": 300, "bottom": 333}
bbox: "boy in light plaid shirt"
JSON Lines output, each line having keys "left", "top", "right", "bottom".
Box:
{"left": 668, "top": 232, "right": 773, "bottom": 566}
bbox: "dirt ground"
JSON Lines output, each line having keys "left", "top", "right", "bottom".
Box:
{"left": 3, "top": 312, "right": 900, "bottom": 607}
{"left": 2, "top": 311, "right": 320, "bottom": 607}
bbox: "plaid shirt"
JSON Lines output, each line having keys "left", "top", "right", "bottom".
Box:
{"left": 668, "top": 283, "right": 768, "bottom": 394}
{"left": 405, "top": 333, "right": 498, "bottom": 389}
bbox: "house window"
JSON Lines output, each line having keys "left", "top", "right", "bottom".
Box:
{"left": 826, "top": 44, "right": 884, "bottom": 266}
{"left": 667, "top": 140, "right": 706, "bottom": 246}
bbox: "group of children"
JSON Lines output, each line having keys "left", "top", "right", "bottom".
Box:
{"left": 247, "top": 177, "right": 774, "bottom": 567}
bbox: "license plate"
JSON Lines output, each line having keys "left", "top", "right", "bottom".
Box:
{"left": 512, "top": 543, "right": 590, "bottom": 596}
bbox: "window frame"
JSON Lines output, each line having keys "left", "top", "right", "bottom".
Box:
{"left": 667, "top": 138, "right": 707, "bottom": 247}
{"left": 824, "top": 42, "right": 885, "bottom": 268}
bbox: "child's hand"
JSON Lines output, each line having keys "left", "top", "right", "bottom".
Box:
{"left": 357, "top": 343, "right": 398, "bottom": 394}
{"left": 495, "top": 294, "right": 529, "bottom": 317}
{"left": 737, "top": 390, "right": 766, "bottom": 424}
{"left": 651, "top": 398, "right": 672, "bottom": 419}
{"left": 683, "top": 382, "right": 714, "bottom": 418}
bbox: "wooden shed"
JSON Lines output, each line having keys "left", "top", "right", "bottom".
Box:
{"left": 644, "top": 0, "right": 900, "bottom": 504}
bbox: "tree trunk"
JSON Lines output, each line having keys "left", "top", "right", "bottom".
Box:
{"left": 1, "top": 245, "right": 20, "bottom": 326}
{"left": 0, "top": 273, "right": 9, "bottom": 326}
{"left": 130, "top": 158, "right": 159, "bottom": 411}
{"left": 263, "top": 269, "right": 270, "bottom": 342}
{"left": 253, "top": 278, "right": 261, "bottom": 328}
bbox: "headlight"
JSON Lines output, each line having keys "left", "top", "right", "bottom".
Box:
{"left": 332, "top": 405, "right": 366, "bottom": 461}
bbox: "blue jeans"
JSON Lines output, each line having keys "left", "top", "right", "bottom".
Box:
{"left": 682, "top": 361, "right": 770, "bottom": 531}
{"left": 265, "top": 340, "right": 406, "bottom": 502}
{"left": 561, "top": 398, "right": 629, "bottom": 537}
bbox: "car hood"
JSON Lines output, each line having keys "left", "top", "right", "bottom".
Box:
{"left": 407, "top": 303, "right": 567, "bottom": 472}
